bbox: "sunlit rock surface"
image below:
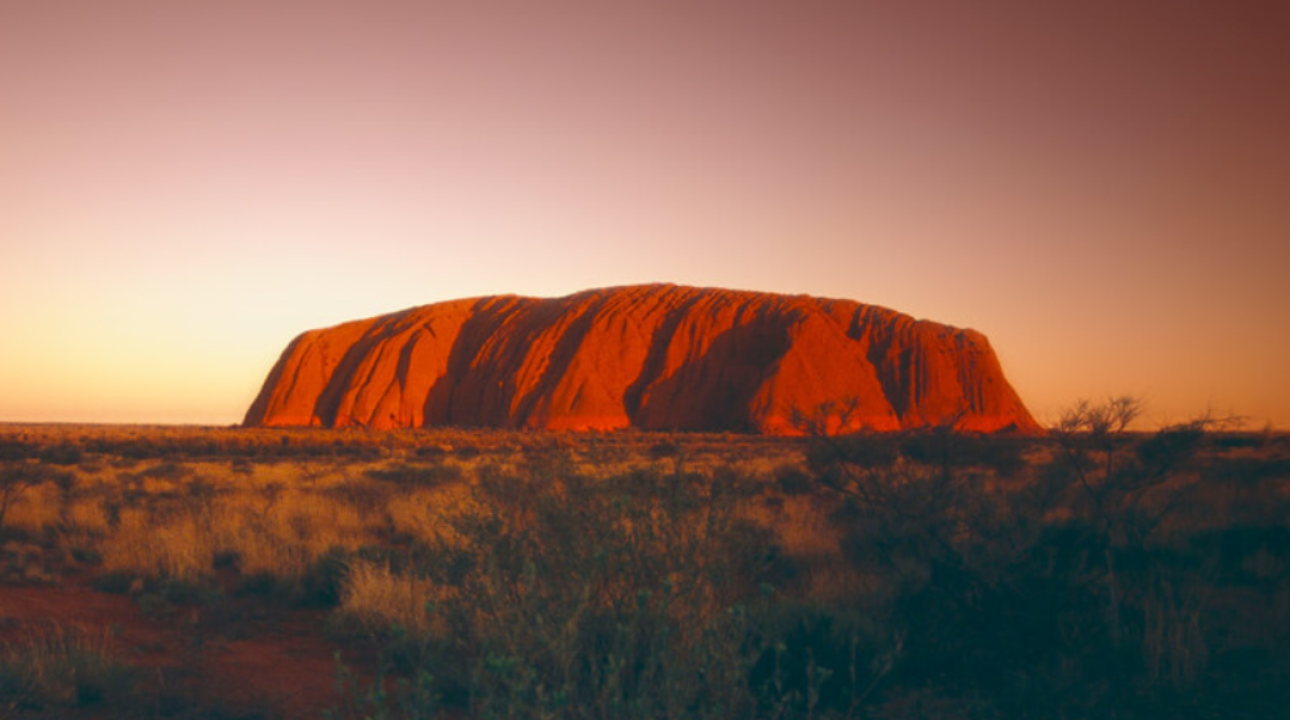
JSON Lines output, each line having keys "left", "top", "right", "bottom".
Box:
{"left": 244, "top": 284, "right": 1040, "bottom": 434}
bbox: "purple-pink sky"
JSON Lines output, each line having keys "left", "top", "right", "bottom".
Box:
{"left": 1, "top": 0, "right": 1288, "bottom": 428}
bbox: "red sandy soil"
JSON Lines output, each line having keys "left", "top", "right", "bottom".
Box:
{"left": 0, "top": 573, "right": 357, "bottom": 719}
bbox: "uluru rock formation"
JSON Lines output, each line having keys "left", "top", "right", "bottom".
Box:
{"left": 244, "top": 284, "right": 1041, "bottom": 434}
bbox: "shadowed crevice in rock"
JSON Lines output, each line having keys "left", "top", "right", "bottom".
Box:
{"left": 421, "top": 296, "right": 529, "bottom": 427}
{"left": 635, "top": 321, "right": 794, "bottom": 432}
{"left": 623, "top": 291, "right": 706, "bottom": 419}
{"left": 511, "top": 290, "right": 612, "bottom": 428}
{"left": 312, "top": 317, "right": 405, "bottom": 427}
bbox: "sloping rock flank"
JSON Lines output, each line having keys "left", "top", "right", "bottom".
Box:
{"left": 244, "top": 285, "right": 1041, "bottom": 434}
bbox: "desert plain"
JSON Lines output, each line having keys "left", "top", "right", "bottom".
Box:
{"left": 0, "top": 415, "right": 1286, "bottom": 719}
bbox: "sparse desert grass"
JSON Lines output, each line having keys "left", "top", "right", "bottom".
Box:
{"left": 335, "top": 559, "right": 438, "bottom": 639}
{"left": 0, "top": 420, "right": 1287, "bottom": 718}
{"left": 0, "top": 625, "right": 137, "bottom": 714}
{"left": 95, "top": 479, "right": 376, "bottom": 595}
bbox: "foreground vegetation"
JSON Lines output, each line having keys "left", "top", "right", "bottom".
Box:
{"left": 0, "top": 408, "right": 1286, "bottom": 719}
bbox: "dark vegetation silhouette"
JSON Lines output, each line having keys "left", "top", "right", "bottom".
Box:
{"left": 322, "top": 399, "right": 1289, "bottom": 719}
{"left": 0, "top": 405, "right": 1285, "bottom": 719}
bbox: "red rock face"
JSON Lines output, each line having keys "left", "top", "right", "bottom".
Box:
{"left": 243, "top": 285, "right": 1041, "bottom": 434}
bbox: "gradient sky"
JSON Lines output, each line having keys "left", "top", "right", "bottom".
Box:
{"left": 1, "top": 0, "right": 1287, "bottom": 428}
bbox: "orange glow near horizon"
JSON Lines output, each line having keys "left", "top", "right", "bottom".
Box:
{"left": 1, "top": 1, "right": 1288, "bottom": 429}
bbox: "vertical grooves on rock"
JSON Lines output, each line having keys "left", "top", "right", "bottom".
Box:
{"left": 623, "top": 290, "right": 706, "bottom": 419}
{"left": 246, "top": 284, "right": 1041, "bottom": 434}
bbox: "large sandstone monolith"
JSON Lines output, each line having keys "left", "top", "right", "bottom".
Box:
{"left": 244, "top": 284, "right": 1041, "bottom": 434}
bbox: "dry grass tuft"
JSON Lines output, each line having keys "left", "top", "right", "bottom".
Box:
{"left": 336, "top": 560, "right": 441, "bottom": 639}
{"left": 0, "top": 625, "right": 136, "bottom": 711}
